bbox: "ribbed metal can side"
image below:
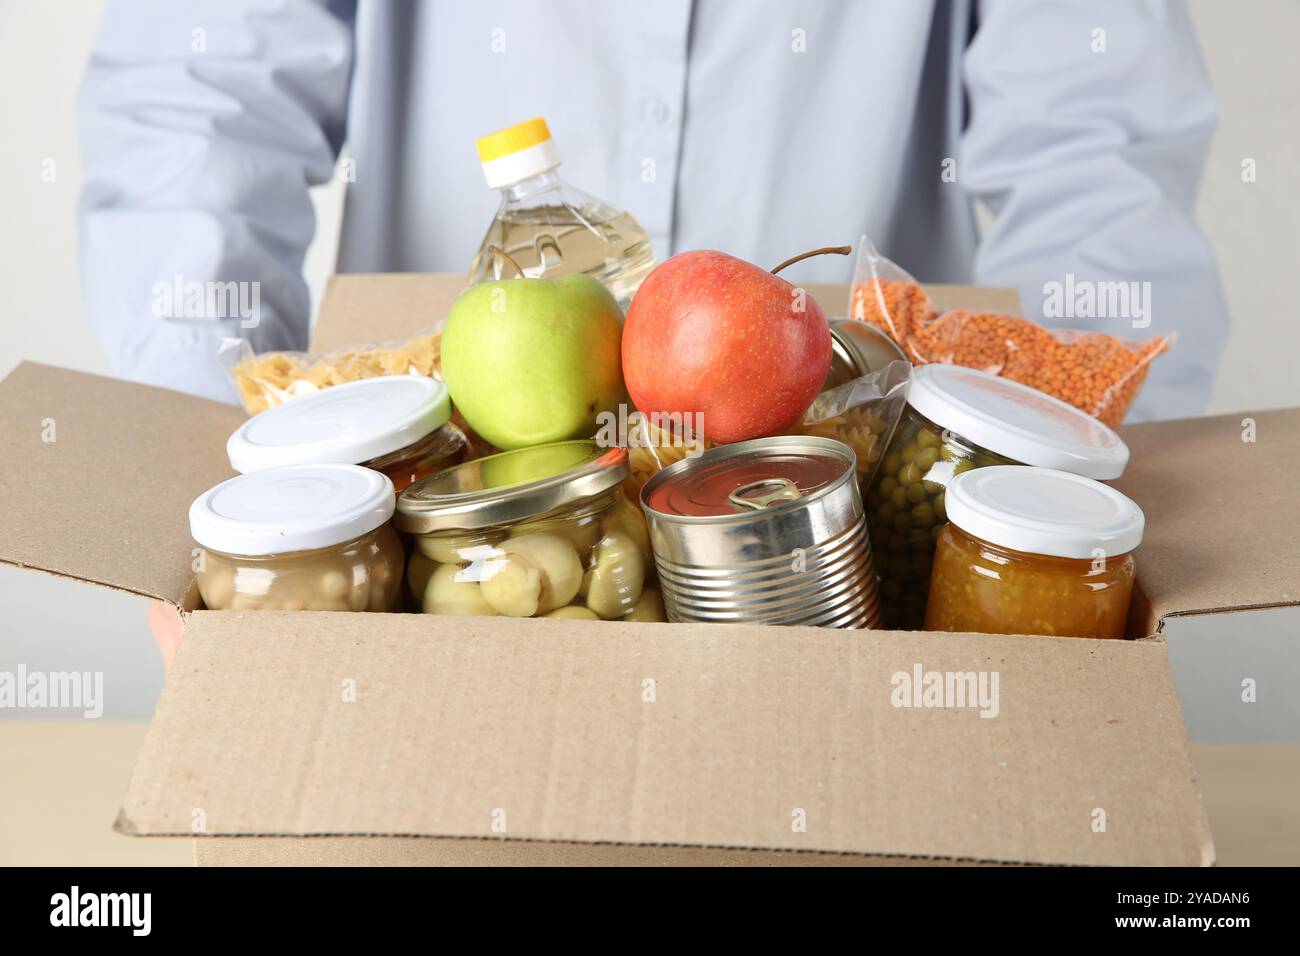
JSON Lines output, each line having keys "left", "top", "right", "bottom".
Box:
{"left": 655, "top": 516, "right": 881, "bottom": 628}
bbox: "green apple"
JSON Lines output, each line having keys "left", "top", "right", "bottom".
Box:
{"left": 477, "top": 441, "right": 598, "bottom": 488}
{"left": 441, "top": 274, "right": 626, "bottom": 450}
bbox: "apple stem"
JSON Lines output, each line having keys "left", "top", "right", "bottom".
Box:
{"left": 770, "top": 245, "right": 853, "bottom": 276}
{"left": 488, "top": 244, "right": 528, "bottom": 279}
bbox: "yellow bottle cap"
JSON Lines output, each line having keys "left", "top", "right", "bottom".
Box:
{"left": 476, "top": 117, "right": 552, "bottom": 164}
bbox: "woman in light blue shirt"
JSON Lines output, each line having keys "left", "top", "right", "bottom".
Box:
{"left": 78, "top": 0, "right": 1228, "bottom": 421}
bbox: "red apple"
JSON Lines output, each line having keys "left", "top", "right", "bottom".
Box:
{"left": 622, "top": 250, "right": 832, "bottom": 444}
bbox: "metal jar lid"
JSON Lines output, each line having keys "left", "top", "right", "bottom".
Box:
{"left": 641, "top": 435, "right": 857, "bottom": 522}
{"left": 396, "top": 440, "right": 628, "bottom": 533}
{"left": 824, "top": 318, "right": 908, "bottom": 389}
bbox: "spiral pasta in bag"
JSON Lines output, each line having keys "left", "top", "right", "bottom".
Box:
{"left": 219, "top": 330, "right": 443, "bottom": 415}
{"left": 791, "top": 359, "right": 911, "bottom": 488}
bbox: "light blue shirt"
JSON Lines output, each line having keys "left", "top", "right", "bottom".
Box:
{"left": 79, "top": 0, "right": 1228, "bottom": 421}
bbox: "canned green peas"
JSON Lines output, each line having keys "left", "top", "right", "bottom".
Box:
{"left": 866, "top": 410, "right": 1014, "bottom": 629}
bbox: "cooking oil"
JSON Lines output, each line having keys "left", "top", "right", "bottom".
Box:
{"left": 472, "top": 118, "right": 656, "bottom": 311}
{"left": 470, "top": 199, "right": 655, "bottom": 310}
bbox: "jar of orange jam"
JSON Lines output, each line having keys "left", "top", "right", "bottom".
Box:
{"left": 226, "top": 375, "right": 468, "bottom": 493}
{"left": 924, "top": 466, "right": 1144, "bottom": 640}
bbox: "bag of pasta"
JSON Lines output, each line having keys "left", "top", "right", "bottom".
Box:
{"left": 791, "top": 358, "right": 911, "bottom": 490}
{"left": 218, "top": 328, "right": 444, "bottom": 415}
{"left": 849, "top": 237, "right": 1172, "bottom": 427}
{"left": 623, "top": 411, "right": 712, "bottom": 508}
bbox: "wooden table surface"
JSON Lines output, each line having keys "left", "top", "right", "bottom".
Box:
{"left": 2, "top": 721, "right": 1297, "bottom": 866}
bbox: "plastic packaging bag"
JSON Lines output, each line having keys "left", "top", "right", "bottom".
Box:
{"left": 791, "top": 358, "right": 911, "bottom": 489}
{"left": 219, "top": 329, "right": 443, "bottom": 415}
{"left": 623, "top": 411, "right": 711, "bottom": 508}
{"left": 849, "top": 237, "right": 1172, "bottom": 428}
{"left": 622, "top": 359, "right": 912, "bottom": 508}
{"left": 219, "top": 327, "right": 497, "bottom": 458}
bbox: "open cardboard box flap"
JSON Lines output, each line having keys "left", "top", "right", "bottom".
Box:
{"left": 1114, "top": 408, "right": 1300, "bottom": 631}
{"left": 0, "top": 362, "right": 244, "bottom": 606}
{"left": 2, "top": 274, "right": 1288, "bottom": 865}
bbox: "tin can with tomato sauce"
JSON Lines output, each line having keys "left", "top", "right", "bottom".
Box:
{"left": 226, "top": 375, "right": 468, "bottom": 493}
{"left": 924, "top": 466, "right": 1144, "bottom": 640}
{"left": 641, "top": 436, "right": 880, "bottom": 628}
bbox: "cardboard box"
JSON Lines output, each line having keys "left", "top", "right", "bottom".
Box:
{"left": 4, "top": 275, "right": 1295, "bottom": 866}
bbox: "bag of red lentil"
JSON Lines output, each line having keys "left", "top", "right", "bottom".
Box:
{"left": 848, "top": 237, "right": 1173, "bottom": 428}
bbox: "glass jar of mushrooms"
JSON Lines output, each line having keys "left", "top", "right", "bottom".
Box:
{"left": 189, "top": 463, "right": 404, "bottom": 612}
{"left": 396, "top": 440, "right": 664, "bottom": 622}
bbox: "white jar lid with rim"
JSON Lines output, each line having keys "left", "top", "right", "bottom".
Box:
{"left": 906, "top": 365, "right": 1129, "bottom": 479}
{"left": 227, "top": 375, "right": 452, "bottom": 474}
{"left": 944, "top": 466, "right": 1144, "bottom": 559}
{"left": 190, "top": 463, "right": 395, "bottom": 556}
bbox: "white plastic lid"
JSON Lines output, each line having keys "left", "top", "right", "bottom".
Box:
{"left": 945, "top": 466, "right": 1144, "bottom": 559}
{"left": 906, "top": 365, "right": 1129, "bottom": 479}
{"left": 227, "top": 375, "right": 451, "bottom": 473}
{"left": 189, "top": 464, "right": 396, "bottom": 556}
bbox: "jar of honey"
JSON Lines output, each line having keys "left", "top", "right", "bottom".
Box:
{"left": 924, "top": 466, "right": 1144, "bottom": 640}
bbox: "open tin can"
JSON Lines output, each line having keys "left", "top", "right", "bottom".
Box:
{"left": 640, "top": 435, "right": 881, "bottom": 628}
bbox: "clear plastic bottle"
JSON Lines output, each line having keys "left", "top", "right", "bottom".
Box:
{"left": 469, "top": 117, "right": 656, "bottom": 311}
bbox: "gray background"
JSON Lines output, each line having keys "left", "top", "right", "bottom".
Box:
{"left": 1, "top": 1, "right": 1297, "bottom": 739}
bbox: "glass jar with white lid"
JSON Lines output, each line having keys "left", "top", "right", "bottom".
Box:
{"left": 924, "top": 466, "right": 1145, "bottom": 640}
{"left": 189, "top": 463, "right": 404, "bottom": 612}
{"left": 866, "top": 364, "right": 1130, "bottom": 630}
{"left": 226, "top": 375, "right": 468, "bottom": 493}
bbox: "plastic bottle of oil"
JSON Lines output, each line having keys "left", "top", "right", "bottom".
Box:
{"left": 469, "top": 118, "right": 656, "bottom": 311}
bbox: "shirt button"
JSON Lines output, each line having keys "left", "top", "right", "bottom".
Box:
{"left": 643, "top": 97, "right": 670, "bottom": 125}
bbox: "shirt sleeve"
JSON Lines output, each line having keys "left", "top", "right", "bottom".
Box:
{"left": 960, "top": 0, "right": 1229, "bottom": 421}
{"left": 77, "top": 0, "right": 355, "bottom": 403}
